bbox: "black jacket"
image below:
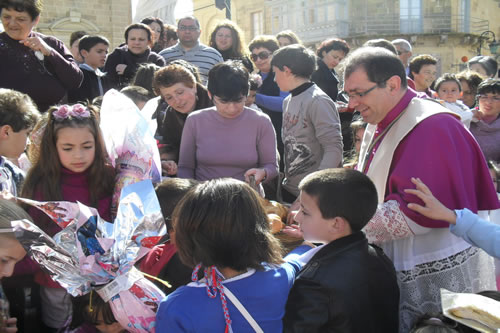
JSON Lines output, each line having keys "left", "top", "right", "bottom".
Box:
{"left": 283, "top": 231, "right": 400, "bottom": 332}
{"left": 311, "top": 58, "right": 341, "bottom": 102}
{"left": 67, "top": 67, "right": 113, "bottom": 103}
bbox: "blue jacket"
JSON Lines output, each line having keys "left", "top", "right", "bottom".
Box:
{"left": 451, "top": 208, "right": 500, "bottom": 259}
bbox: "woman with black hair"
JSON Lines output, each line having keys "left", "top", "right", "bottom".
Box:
{"left": 178, "top": 60, "right": 278, "bottom": 187}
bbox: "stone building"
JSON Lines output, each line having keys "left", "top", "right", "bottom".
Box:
{"left": 192, "top": 0, "right": 499, "bottom": 75}
{"left": 34, "top": 0, "right": 133, "bottom": 48}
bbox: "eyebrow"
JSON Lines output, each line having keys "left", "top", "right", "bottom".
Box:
{"left": 61, "top": 141, "right": 94, "bottom": 146}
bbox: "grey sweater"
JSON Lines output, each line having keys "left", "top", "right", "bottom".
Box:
{"left": 282, "top": 83, "right": 343, "bottom": 196}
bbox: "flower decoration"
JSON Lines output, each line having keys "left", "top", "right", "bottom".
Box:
{"left": 53, "top": 105, "right": 71, "bottom": 120}
{"left": 52, "top": 104, "right": 91, "bottom": 121}
{"left": 71, "top": 104, "right": 91, "bottom": 118}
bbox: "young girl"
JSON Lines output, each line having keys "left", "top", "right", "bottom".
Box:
{"left": 0, "top": 199, "right": 34, "bottom": 333}
{"left": 435, "top": 73, "right": 473, "bottom": 128}
{"left": 156, "top": 178, "right": 312, "bottom": 332}
{"left": 20, "top": 103, "right": 115, "bottom": 331}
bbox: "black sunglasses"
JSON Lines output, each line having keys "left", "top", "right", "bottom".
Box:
{"left": 251, "top": 51, "right": 271, "bottom": 61}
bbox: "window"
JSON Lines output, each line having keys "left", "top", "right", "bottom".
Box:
{"left": 252, "top": 11, "right": 263, "bottom": 37}
{"left": 400, "top": 0, "right": 422, "bottom": 33}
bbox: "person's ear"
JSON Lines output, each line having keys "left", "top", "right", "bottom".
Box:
{"left": 0, "top": 125, "right": 11, "bottom": 139}
{"left": 80, "top": 50, "right": 89, "bottom": 59}
{"left": 386, "top": 75, "right": 402, "bottom": 93}
{"left": 329, "top": 216, "right": 351, "bottom": 234}
{"left": 283, "top": 65, "right": 293, "bottom": 76}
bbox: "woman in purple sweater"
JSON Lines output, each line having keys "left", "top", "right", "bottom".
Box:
{"left": 178, "top": 60, "right": 278, "bottom": 187}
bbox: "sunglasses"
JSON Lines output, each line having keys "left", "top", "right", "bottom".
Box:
{"left": 251, "top": 51, "right": 271, "bottom": 61}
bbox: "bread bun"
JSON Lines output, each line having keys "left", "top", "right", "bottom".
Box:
{"left": 263, "top": 200, "right": 288, "bottom": 220}
{"left": 268, "top": 213, "right": 284, "bottom": 234}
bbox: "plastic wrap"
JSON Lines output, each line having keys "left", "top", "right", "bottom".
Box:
{"left": 14, "top": 180, "right": 166, "bottom": 332}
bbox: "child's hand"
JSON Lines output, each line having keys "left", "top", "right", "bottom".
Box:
{"left": 281, "top": 223, "right": 303, "bottom": 239}
{"left": 404, "top": 177, "right": 457, "bottom": 224}
{"left": 1, "top": 317, "right": 18, "bottom": 333}
{"left": 0, "top": 190, "right": 16, "bottom": 203}
{"left": 161, "top": 160, "right": 178, "bottom": 176}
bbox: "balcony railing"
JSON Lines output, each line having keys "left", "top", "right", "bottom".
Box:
{"left": 349, "top": 15, "right": 489, "bottom": 36}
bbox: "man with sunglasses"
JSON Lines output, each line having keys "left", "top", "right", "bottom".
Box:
{"left": 159, "top": 16, "right": 223, "bottom": 85}
{"left": 344, "top": 47, "right": 499, "bottom": 332}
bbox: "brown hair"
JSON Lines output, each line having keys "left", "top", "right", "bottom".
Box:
{"left": 248, "top": 35, "right": 280, "bottom": 53}
{"left": 155, "top": 178, "right": 198, "bottom": 230}
{"left": 209, "top": 20, "right": 247, "bottom": 59}
{"left": 153, "top": 64, "right": 197, "bottom": 95}
{"left": 173, "top": 178, "right": 284, "bottom": 271}
{"left": 21, "top": 104, "right": 115, "bottom": 206}
{"left": 276, "top": 30, "right": 301, "bottom": 45}
{"left": 124, "top": 23, "right": 153, "bottom": 42}
{"left": 316, "top": 38, "right": 350, "bottom": 58}
{"left": 0, "top": 198, "right": 33, "bottom": 240}
{"left": 409, "top": 54, "right": 437, "bottom": 79}
{"left": 0, "top": 88, "right": 40, "bottom": 131}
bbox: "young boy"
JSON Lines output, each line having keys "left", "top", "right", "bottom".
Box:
{"left": 270, "top": 45, "right": 343, "bottom": 208}
{"left": 283, "top": 168, "right": 400, "bottom": 332}
{"left": 68, "top": 35, "right": 112, "bottom": 103}
{"left": 0, "top": 89, "right": 40, "bottom": 195}
{"left": 435, "top": 73, "right": 472, "bottom": 128}
{"left": 245, "top": 74, "right": 263, "bottom": 112}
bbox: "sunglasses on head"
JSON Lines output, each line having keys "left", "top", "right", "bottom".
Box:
{"left": 251, "top": 51, "right": 271, "bottom": 61}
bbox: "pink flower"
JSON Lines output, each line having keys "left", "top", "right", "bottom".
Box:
{"left": 53, "top": 105, "right": 71, "bottom": 120}
{"left": 71, "top": 104, "right": 90, "bottom": 118}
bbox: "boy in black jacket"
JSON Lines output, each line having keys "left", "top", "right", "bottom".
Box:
{"left": 283, "top": 168, "right": 400, "bottom": 332}
{"left": 68, "top": 35, "right": 112, "bottom": 103}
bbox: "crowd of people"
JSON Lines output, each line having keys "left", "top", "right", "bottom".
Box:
{"left": 0, "top": 0, "right": 500, "bottom": 332}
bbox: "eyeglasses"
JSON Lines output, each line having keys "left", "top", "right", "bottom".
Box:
{"left": 178, "top": 25, "right": 199, "bottom": 31}
{"left": 343, "top": 84, "right": 379, "bottom": 100}
{"left": 478, "top": 95, "right": 500, "bottom": 102}
{"left": 250, "top": 51, "right": 271, "bottom": 61}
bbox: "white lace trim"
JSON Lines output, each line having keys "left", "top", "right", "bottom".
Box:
{"left": 397, "top": 247, "right": 496, "bottom": 332}
{"left": 363, "top": 200, "right": 415, "bottom": 244}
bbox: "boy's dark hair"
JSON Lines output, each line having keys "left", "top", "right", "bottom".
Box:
{"left": 299, "top": 168, "right": 378, "bottom": 231}
{"left": 345, "top": 47, "right": 408, "bottom": 89}
{"left": 409, "top": 54, "right": 438, "bottom": 79}
{"left": 316, "top": 38, "right": 350, "bottom": 58}
{"left": 363, "top": 39, "right": 398, "bottom": 55}
{"left": 78, "top": 35, "right": 109, "bottom": 52}
{"left": 70, "top": 291, "right": 116, "bottom": 329}
{"left": 270, "top": 44, "right": 317, "bottom": 79}
{"left": 120, "top": 85, "right": 150, "bottom": 105}
{"left": 0, "top": 0, "right": 42, "bottom": 20}
{"left": 434, "top": 73, "right": 461, "bottom": 92}
{"left": 70, "top": 30, "right": 87, "bottom": 46}
{"left": 477, "top": 78, "right": 500, "bottom": 95}
{"left": 469, "top": 55, "right": 498, "bottom": 78}
{"left": 124, "top": 23, "right": 153, "bottom": 42}
{"left": 409, "top": 313, "right": 461, "bottom": 333}
{"left": 173, "top": 178, "right": 284, "bottom": 271}
{"left": 207, "top": 60, "right": 249, "bottom": 102}
{"left": 131, "top": 63, "right": 161, "bottom": 97}
{"left": 248, "top": 35, "right": 280, "bottom": 53}
{"left": 155, "top": 178, "right": 198, "bottom": 230}
{"left": 249, "top": 76, "right": 260, "bottom": 91}
{"left": 0, "top": 88, "right": 40, "bottom": 131}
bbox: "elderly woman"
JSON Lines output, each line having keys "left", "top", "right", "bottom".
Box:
{"left": 209, "top": 20, "right": 253, "bottom": 72}
{"left": 153, "top": 63, "right": 212, "bottom": 175}
{"left": 104, "top": 23, "right": 165, "bottom": 89}
{"left": 0, "top": 0, "right": 83, "bottom": 112}
{"left": 178, "top": 61, "right": 278, "bottom": 186}
{"left": 470, "top": 78, "right": 500, "bottom": 164}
